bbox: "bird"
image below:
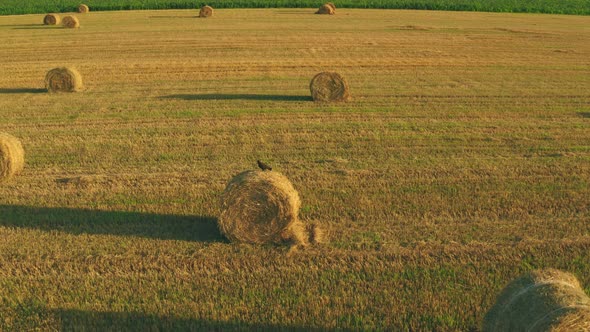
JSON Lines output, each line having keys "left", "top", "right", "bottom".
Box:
{"left": 257, "top": 160, "right": 272, "bottom": 171}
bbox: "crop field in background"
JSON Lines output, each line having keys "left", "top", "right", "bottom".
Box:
{"left": 0, "top": 8, "right": 589, "bottom": 331}
{"left": 1, "top": 0, "right": 590, "bottom": 16}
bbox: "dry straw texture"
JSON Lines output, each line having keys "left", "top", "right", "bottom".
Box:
{"left": 78, "top": 4, "right": 89, "bottom": 13}
{"left": 200, "top": 5, "right": 213, "bottom": 18}
{"left": 43, "top": 14, "right": 60, "bottom": 25}
{"left": 45, "top": 67, "right": 83, "bottom": 93}
{"left": 0, "top": 133, "right": 25, "bottom": 182}
{"left": 306, "top": 223, "right": 325, "bottom": 244}
{"left": 316, "top": 3, "right": 336, "bottom": 15}
{"left": 483, "top": 269, "right": 590, "bottom": 332}
{"left": 326, "top": 2, "right": 336, "bottom": 11}
{"left": 310, "top": 72, "right": 351, "bottom": 102}
{"left": 219, "top": 170, "right": 307, "bottom": 245}
{"left": 62, "top": 15, "right": 80, "bottom": 28}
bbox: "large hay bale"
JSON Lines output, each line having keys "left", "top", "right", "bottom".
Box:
{"left": 483, "top": 269, "right": 590, "bottom": 332}
{"left": 310, "top": 72, "right": 351, "bottom": 102}
{"left": 78, "top": 4, "right": 89, "bottom": 13}
{"left": 219, "top": 170, "right": 307, "bottom": 245}
{"left": 316, "top": 3, "right": 335, "bottom": 15}
{"left": 43, "top": 14, "right": 60, "bottom": 25}
{"left": 62, "top": 15, "right": 80, "bottom": 28}
{"left": 45, "top": 67, "right": 83, "bottom": 93}
{"left": 0, "top": 133, "right": 25, "bottom": 182}
{"left": 200, "top": 5, "right": 213, "bottom": 18}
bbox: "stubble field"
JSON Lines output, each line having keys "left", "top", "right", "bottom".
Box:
{"left": 0, "top": 8, "right": 589, "bottom": 330}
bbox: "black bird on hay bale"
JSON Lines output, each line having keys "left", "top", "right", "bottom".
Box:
{"left": 257, "top": 160, "right": 272, "bottom": 171}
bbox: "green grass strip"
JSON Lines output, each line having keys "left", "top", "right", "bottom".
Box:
{"left": 1, "top": 0, "right": 590, "bottom": 16}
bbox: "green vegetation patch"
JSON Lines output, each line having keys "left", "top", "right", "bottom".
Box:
{"left": 1, "top": 0, "right": 590, "bottom": 15}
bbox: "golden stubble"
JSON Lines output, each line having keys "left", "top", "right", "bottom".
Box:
{"left": 0, "top": 8, "right": 588, "bottom": 331}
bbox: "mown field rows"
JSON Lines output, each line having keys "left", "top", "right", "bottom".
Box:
{"left": 1, "top": 0, "right": 590, "bottom": 16}
{"left": 0, "top": 8, "right": 589, "bottom": 330}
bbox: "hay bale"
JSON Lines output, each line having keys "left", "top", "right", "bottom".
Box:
{"left": 78, "top": 4, "right": 89, "bottom": 13}
{"left": 43, "top": 14, "right": 60, "bottom": 25}
{"left": 219, "top": 170, "right": 307, "bottom": 245}
{"left": 62, "top": 15, "right": 80, "bottom": 28}
{"left": 199, "top": 5, "right": 213, "bottom": 18}
{"left": 483, "top": 269, "right": 590, "bottom": 332}
{"left": 45, "top": 67, "right": 83, "bottom": 93}
{"left": 0, "top": 133, "right": 25, "bottom": 182}
{"left": 326, "top": 2, "right": 336, "bottom": 11}
{"left": 310, "top": 72, "right": 351, "bottom": 102}
{"left": 316, "top": 3, "right": 335, "bottom": 15}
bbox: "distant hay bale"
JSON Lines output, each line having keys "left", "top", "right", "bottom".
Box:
{"left": 316, "top": 3, "right": 336, "bottom": 15}
{"left": 483, "top": 269, "right": 590, "bottom": 332}
{"left": 78, "top": 4, "right": 89, "bottom": 13}
{"left": 310, "top": 72, "right": 351, "bottom": 102}
{"left": 200, "top": 5, "right": 213, "bottom": 18}
{"left": 219, "top": 170, "right": 307, "bottom": 245}
{"left": 62, "top": 15, "right": 80, "bottom": 28}
{"left": 43, "top": 14, "right": 60, "bottom": 25}
{"left": 45, "top": 67, "right": 83, "bottom": 93}
{"left": 0, "top": 133, "right": 25, "bottom": 182}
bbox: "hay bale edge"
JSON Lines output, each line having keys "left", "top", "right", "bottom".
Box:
{"left": 483, "top": 269, "right": 590, "bottom": 331}
{"left": 0, "top": 133, "right": 25, "bottom": 182}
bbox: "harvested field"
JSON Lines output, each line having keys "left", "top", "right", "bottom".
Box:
{"left": 0, "top": 8, "right": 589, "bottom": 331}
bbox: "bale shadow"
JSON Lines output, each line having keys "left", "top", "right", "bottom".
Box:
{"left": 51, "top": 309, "right": 327, "bottom": 331}
{"left": 0, "top": 88, "right": 46, "bottom": 94}
{"left": 13, "top": 26, "right": 52, "bottom": 30}
{"left": 578, "top": 112, "right": 590, "bottom": 118}
{"left": 0, "top": 23, "right": 41, "bottom": 27}
{"left": 161, "top": 93, "right": 312, "bottom": 102}
{"left": 0, "top": 204, "right": 222, "bottom": 242}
